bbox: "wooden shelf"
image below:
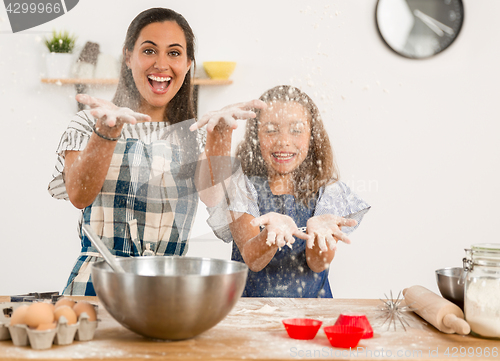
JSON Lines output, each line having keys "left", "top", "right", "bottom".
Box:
{"left": 193, "top": 78, "right": 233, "bottom": 85}
{"left": 40, "top": 78, "right": 233, "bottom": 86}
{"left": 41, "top": 78, "right": 118, "bottom": 85}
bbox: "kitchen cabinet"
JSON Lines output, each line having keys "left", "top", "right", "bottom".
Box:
{"left": 1, "top": 296, "right": 498, "bottom": 361}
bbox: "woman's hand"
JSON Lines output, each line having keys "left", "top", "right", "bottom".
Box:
{"left": 250, "top": 212, "right": 310, "bottom": 249}
{"left": 189, "top": 99, "right": 267, "bottom": 132}
{"left": 76, "top": 94, "right": 150, "bottom": 128}
{"left": 306, "top": 215, "right": 357, "bottom": 252}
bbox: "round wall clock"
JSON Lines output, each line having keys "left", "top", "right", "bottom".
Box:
{"left": 376, "top": 0, "right": 464, "bottom": 59}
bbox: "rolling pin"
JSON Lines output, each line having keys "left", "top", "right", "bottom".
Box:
{"left": 403, "top": 285, "right": 470, "bottom": 335}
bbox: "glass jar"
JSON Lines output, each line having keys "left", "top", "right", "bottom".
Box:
{"left": 462, "top": 243, "right": 500, "bottom": 339}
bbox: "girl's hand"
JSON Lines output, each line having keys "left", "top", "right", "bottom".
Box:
{"left": 76, "top": 94, "right": 150, "bottom": 127}
{"left": 189, "top": 99, "right": 267, "bottom": 132}
{"left": 250, "top": 212, "right": 311, "bottom": 249}
{"left": 306, "top": 215, "right": 357, "bottom": 252}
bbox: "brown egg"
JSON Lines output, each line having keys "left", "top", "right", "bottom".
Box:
{"left": 54, "top": 298, "right": 76, "bottom": 309}
{"left": 25, "top": 302, "right": 55, "bottom": 329}
{"left": 54, "top": 305, "right": 77, "bottom": 325}
{"left": 73, "top": 301, "right": 97, "bottom": 321}
{"left": 10, "top": 305, "right": 29, "bottom": 325}
{"left": 36, "top": 322, "right": 57, "bottom": 331}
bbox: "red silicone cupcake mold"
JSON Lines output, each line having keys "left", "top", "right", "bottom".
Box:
{"left": 334, "top": 313, "right": 373, "bottom": 339}
{"left": 282, "top": 318, "right": 322, "bottom": 340}
{"left": 324, "top": 325, "right": 364, "bottom": 348}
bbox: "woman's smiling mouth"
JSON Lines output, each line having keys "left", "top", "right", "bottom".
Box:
{"left": 147, "top": 75, "right": 172, "bottom": 94}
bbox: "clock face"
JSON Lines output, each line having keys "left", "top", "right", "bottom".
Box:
{"left": 376, "top": 0, "right": 464, "bottom": 59}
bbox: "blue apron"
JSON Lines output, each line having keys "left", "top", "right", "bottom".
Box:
{"left": 231, "top": 176, "right": 332, "bottom": 298}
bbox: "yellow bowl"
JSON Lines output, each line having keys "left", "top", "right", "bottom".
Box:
{"left": 203, "top": 61, "right": 236, "bottom": 80}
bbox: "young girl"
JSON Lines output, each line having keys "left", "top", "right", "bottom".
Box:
{"left": 208, "top": 85, "right": 370, "bottom": 298}
{"left": 48, "top": 7, "right": 263, "bottom": 296}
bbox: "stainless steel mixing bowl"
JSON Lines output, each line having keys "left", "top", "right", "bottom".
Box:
{"left": 436, "top": 267, "right": 464, "bottom": 310}
{"left": 91, "top": 256, "right": 248, "bottom": 340}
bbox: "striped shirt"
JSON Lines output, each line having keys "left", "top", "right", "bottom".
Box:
{"left": 48, "top": 111, "right": 202, "bottom": 295}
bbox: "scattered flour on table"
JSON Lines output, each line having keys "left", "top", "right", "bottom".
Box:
{"left": 209, "top": 299, "right": 435, "bottom": 359}
{"left": 254, "top": 305, "right": 278, "bottom": 314}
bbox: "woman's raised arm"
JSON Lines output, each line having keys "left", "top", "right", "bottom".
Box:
{"left": 192, "top": 99, "right": 267, "bottom": 207}
{"left": 64, "top": 94, "right": 150, "bottom": 209}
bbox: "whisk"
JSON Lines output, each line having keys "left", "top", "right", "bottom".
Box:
{"left": 376, "top": 290, "right": 415, "bottom": 331}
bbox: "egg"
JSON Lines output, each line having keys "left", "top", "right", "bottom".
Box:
{"left": 54, "top": 305, "right": 77, "bottom": 325}
{"left": 54, "top": 298, "right": 76, "bottom": 309}
{"left": 25, "top": 302, "right": 55, "bottom": 329}
{"left": 10, "top": 305, "right": 29, "bottom": 325}
{"left": 36, "top": 322, "right": 57, "bottom": 331}
{"left": 73, "top": 301, "right": 97, "bottom": 321}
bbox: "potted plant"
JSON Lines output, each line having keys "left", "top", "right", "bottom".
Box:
{"left": 44, "top": 30, "right": 77, "bottom": 79}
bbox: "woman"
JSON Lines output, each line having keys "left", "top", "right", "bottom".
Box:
{"left": 207, "top": 85, "right": 370, "bottom": 297}
{"left": 48, "top": 7, "right": 264, "bottom": 295}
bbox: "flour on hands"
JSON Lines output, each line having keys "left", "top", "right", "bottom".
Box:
{"left": 250, "top": 212, "right": 311, "bottom": 250}
{"left": 189, "top": 99, "right": 267, "bottom": 132}
{"left": 306, "top": 214, "right": 357, "bottom": 252}
{"left": 76, "top": 94, "right": 151, "bottom": 127}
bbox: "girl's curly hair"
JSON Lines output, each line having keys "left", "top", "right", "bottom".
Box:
{"left": 236, "top": 85, "right": 339, "bottom": 206}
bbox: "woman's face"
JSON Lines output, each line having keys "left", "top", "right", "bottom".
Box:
{"left": 126, "top": 21, "right": 192, "bottom": 111}
{"left": 258, "top": 101, "right": 311, "bottom": 177}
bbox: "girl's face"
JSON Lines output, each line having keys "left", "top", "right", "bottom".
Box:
{"left": 258, "top": 101, "right": 311, "bottom": 177}
{"left": 126, "top": 21, "right": 192, "bottom": 112}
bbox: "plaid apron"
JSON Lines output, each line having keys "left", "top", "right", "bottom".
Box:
{"left": 49, "top": 111, "right": 201, "bottom": 295}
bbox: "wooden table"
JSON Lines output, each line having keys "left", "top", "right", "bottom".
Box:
{"left": 0, "top": 296, "right": 498, "bottom": 361}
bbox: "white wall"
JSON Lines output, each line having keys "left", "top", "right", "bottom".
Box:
{"left": 1, "top": 0, "right": 499, "bottom": 299}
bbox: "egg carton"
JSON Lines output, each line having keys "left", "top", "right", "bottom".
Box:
{"left": 0, "top": 304, "right": 98, "bottom": 350}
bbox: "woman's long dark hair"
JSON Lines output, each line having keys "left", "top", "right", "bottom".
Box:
{"left": 236, "top": 85, "right": 339, "bottom": 206}
{"left": 112, "top": 8, "right": 196, "bottom": 124}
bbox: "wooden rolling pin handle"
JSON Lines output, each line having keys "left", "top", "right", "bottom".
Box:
{"left": 443, "top": 313, "right": 470, "bottom": 335}
{"left": 403, "top": 285, "right": 468, "bottom": 335}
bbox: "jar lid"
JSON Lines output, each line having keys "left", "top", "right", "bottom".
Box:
{"left": 471, "top": 243, "right": 500, "bottom": 252}
{"left": 469, "top": 243, "right": 500, "bottom": 265}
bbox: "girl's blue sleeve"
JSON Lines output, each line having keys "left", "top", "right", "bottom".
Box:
{"left": 314, "top": 181, "right": 371, "bottom": 235}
